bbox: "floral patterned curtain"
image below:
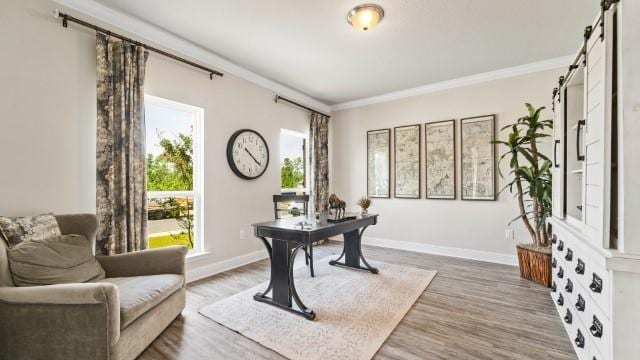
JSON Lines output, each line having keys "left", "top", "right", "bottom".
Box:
{"left": 309, "top": 113, "right": 330, "bottom": 213}
{"left": 95, "top": 33, "right": 149, "bottom": 255}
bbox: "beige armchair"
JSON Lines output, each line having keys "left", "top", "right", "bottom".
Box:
{"left": 0, "top": 214, "right": 187, "bottom": 360}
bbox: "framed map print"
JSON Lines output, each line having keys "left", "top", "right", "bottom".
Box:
{"left": 367, "top": 129, "right": 391, "bottom": 198}
{"left": 425, "top": 120, "right": 456, "bottom": 199}
{"left": 394, "top": 124, "right": 421, "bottom": 199}
{"left": 460, "top": 115, "right": 496, "bottom": 201}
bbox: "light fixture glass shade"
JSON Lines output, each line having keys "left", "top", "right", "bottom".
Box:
{"left": 347, "top": 4, "right": 384, "bottom": 32}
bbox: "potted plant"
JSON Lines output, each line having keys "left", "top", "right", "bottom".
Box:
{"left": 493, "top": 104, "right": 553, "bottom": 287}
{"left": 357, "top": 196, "right": 371, "bottom": 215}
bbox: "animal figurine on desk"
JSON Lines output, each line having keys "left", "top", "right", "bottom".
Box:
{"left": 328, "top": 193, "right": 347, "bottom": 219}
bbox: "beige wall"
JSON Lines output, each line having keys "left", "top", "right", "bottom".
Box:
{"left": 331, "top": 69, "right": 562, "bottom": 258}
{"left": 0, "top": 0, "right": 308, "bottom": 273}
{"left": 1, "top": 0, "right": 564, "bottom": 270}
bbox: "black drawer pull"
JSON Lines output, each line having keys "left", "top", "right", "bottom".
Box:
{"left": 556, "top": 293, "right": 564, "bottom": 306}
{"left": 576, "top": 294, "right": 585, "bottom": 312}
{"left": 552, "top": 258, "right": 557, "bottom": 268}
{"left": 551, "top": 281, "right": 557, "bottom": 293}
{"left": 575, "top": 329, "right": 585, "bottom": 348}
{"left": 590, "top": 273, "right": 603, "bottom": 293}
{"left": 557, "top": 240, "right": 564, "bottom": 251}
{"left": 564, "top": 309, "right": 573, "bottom": 324}
{"left": 552, "top": 234, "right": 558, "bottom": 244}
{"left": 575, "top": 259, "right": 585, "bottom": 275}
{"left": 565, "top": 248, "right": 573, "bottom": 261}
{"left": 565, "top": 279, "right": 573, "bottom": 293}
{"left": 590, "top": 316, "right": 603, "bottom": 338}
{"left": 557, "top": 267, "right": 564, "bottom": 279}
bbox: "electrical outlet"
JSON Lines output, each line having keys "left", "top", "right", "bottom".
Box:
{"left": 505, "top": 228, "right": 514, "bottom": 240}
{"left": 239, "top": 230, "right": 246, "bottom": 240}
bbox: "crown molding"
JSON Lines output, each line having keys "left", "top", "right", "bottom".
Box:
{"left": 52, "top": 0, "right": 332, "bottom": 114}
{"left": 330, "top": 55, "right": 573, "bottom": 112}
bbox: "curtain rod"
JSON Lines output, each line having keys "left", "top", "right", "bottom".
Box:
{"left": 274, "top": 95, "right": 330, "bottom": 118}
{"left": 53, "top": 10, "right": 224, "bottom": 79}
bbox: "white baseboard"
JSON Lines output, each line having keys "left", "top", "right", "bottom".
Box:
{"left": 186, "top": 250, "right": 268, "bottom": 283}
{"left": 331, "top": 236, "right": 518, "bottom": 266}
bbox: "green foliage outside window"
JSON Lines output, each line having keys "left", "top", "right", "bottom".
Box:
{"left": 146, "top": 130, "right": 195, "bottom": 249}
{"left": 147, "top": 131, "right": 193, "bottom": 191}
{"left": 280, "top": 157, "right": 304, "bottom": 189}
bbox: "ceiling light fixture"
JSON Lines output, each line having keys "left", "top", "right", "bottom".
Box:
{"left": 347, "top": 4, "right": 384, "bottom": 32}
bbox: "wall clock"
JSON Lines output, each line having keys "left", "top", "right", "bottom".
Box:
{"left": 226, "top": 129, "right": 269, "bottom": 180}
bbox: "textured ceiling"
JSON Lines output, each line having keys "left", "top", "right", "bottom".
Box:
{"left": 94, "top": 0, "right": 599, "bottom": 105}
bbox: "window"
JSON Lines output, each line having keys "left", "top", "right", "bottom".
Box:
{"left": 280, "top": 129, "right": 307, "bottom": 192}
{"left": 145, "top": 95, "right": 203, "bottom": 254}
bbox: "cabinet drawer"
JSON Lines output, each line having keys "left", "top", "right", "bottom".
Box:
{"left": 573, "top": 282, "right": 591, "bottom": 330}
{"left": 588, "top": 260, "right": 611, "bottom": 316}
{"left": 589, "top": 302, "right": 611, "bottom": 358}
{"left": 573, "top": 255, "right": 589, "bottom": 290}
{"left": 590, "top": 338, "right": 606, "bottom": 360}
{"left": 556, "top": 264, "right": 566, "bottom": 283}
{"left": 573, "top": 326, "right": 590, "bottom": 360}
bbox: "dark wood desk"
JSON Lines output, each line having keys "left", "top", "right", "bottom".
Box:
{"left": 252, "top": 214, "right": 378, "bottom": 320}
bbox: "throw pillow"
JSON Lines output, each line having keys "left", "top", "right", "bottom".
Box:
{"left": 7, "top": 234, "right": 106, "bottom": 286}
{"left": 0, "top": 214, "right": 62, "bottom": 248}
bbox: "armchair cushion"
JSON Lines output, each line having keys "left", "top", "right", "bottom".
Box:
{"left": 0, "top": 214, "right": 61, "bottom": 247}
{"left": 97, "top": 274, "right": 184, "bottom": 329}
{"left": 7, "top": 234, "right": 105, "bottom": 286}
{"left": 96, "top": 245, "right": 187, "bottom": 277}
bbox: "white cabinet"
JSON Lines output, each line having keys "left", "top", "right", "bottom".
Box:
{"left": 550, "top": 2, "right": 640, "bottom": 360}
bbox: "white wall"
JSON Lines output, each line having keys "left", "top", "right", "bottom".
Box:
{"left": 331, "top": 69, "right": 562, "bottom": 262}
{"left": 0, "top": 0, "right": 309, "bottom": 278}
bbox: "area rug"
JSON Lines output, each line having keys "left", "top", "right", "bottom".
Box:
{"left": 199, "top": 256, "right": 437, "bottom": 360}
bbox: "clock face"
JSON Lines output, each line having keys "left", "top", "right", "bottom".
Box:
{"left": 226, "top": 129, "right": 269, "bottom": 180}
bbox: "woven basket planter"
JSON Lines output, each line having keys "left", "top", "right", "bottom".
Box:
{"left": 516, "top": 245, "right": 552, "bottom": 288}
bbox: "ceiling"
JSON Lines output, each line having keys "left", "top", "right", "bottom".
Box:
{"left": 94, "top": 0, "right": 599, "bottom": 105}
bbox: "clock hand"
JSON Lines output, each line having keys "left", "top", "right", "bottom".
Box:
{"left": 244, "top": 147, "right": 261, "bottom": 166}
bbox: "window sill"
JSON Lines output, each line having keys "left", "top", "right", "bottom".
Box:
{"left": 186, "top": 251, "right": 210, "bottom": 263}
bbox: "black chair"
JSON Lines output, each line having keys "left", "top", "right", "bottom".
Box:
{"left": 273, "top": 194, "right": 314, "bottom": 277}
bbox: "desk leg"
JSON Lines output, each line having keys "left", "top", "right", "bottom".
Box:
{"left": 253, "top": 238, "right": 316, "bottom": 320}
{"left": 329, "top": 226, "right": 379, "bottom": 274}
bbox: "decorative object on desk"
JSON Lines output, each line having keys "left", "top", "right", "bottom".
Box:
{"left": 492, "top": 104, "right": 553, "bottom": 287}
{"left": 327, "top": 193, "right": 347, "bottom": 220}
{"left": 295, "top": 221, "right": 314, "bottom": 230}
{"left": 394, "top": 124, "right": 421, "bottom": 199}
{"left": 226, "top": 129, "right": 269, "bottom": 180}
{"left": 461, "top": 115, "right": 496, "bottom": 201}
{"left": 425, "top": 120, "right": 456, "bottom": 199}
{"left": 367, "top": 129, "right": 391, "bottom": 198}
{"left": 357, "top": 196, "right": 371, "bottom": 215}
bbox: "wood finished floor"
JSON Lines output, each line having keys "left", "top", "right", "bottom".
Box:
{"left": 139, "top": 241, "right": 576, "bottom": 360}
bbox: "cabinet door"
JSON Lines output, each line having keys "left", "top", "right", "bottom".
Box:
{"left": 583, "top": 9, "right": 615, "bottom": 249}
{"left": 552, "top": 94, "right": 565, "bottom": 219}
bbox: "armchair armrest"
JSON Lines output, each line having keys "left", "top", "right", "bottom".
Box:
{"left": 96, "top": 245, "right": 187, "bottom": 278}
{"left": 0, "top": 283, "right": 120, "bottom": 359}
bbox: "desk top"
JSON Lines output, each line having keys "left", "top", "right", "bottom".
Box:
{"left": 252, "top": 213, "right": 378, "bottom": 243}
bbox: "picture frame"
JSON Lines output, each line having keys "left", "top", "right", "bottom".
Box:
{"left": 367, "top": 129, "right": 391, "bottom": 198}
{"left": 425, "top": 120, "right": 456, "bottom": 200}
{"left": 460, "top": 115, "right": 496, "bottom": 201}
{"left": 393, "top": 124, "right": 421, "bottom": 199}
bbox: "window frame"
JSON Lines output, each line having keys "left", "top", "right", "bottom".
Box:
{"left": 280, "top": 128, "right": 308, "bottom": 193}
{"left": 145, "top": 94, "right": 204, "bottom": 256}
